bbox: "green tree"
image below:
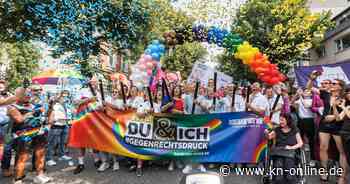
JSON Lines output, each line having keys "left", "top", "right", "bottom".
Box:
{"left": 0, "top": 0, "right": 151, "bottom": 77}
{"left": 0, "top": 42, "right": 40, "bottom": 89}
{"left": 162, "top": 42, "right": 207, "bottom": 78}
{"left": 219, "top": 0, "right": 333, "bottom": 79}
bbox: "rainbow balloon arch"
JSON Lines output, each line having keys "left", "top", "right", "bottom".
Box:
{"left": 130, "top": 25, "right": 286, "bottom": 89}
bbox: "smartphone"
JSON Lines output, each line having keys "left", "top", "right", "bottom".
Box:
{"left": 312, "top": 70, "right": 322, "bottom": 76}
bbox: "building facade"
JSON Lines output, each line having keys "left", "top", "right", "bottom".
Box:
{"left": 309, "top": 4, "right": 350, "bottom": 65}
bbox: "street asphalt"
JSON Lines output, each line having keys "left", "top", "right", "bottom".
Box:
{"left": 0, "top": 152, "right": 342, "bottom": 184}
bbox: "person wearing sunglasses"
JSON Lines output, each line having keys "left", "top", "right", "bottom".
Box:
{"left": 308, "top": 74, "right": 348, "bottom": 184}
{"left": 320, "top": 79, "right": 332, "bottom": 92}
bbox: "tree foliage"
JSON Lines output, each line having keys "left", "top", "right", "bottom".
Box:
{"left": 162, "top": 42, "right": 207, "bottom": 79}
{"left": 219, "top": 0, "right": 333, "bottom": 78}
{"left": 0, "top": 0, "right": 151, "bottom": 77}
{"left": 0, "top": 42, "right": 40, "bottom": 89}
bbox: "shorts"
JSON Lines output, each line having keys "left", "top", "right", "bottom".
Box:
{"left": 319, "top": 121, "right": 343, "bottom": 135}
{"left": 14, "top": 135, "right": 47, "bottom": 152}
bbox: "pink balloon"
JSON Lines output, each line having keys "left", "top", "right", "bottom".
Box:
{"left": 144, "top": 54, "right": 152, "bottom": 62}
{"left": 139, "top": 64, "right": 147, "bottom": 70}
{"left": 147, "top": 69, "right": 153, "bottom": 75}
{"left": 139, "top": 58, "right": 146, "bottom": 64}
{"left": 146, "top": 62, "right": 153, "bottom": 69}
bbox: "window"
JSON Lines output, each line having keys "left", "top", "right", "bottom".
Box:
{"left": 343, "top": 35, "right": 350, "bottom": 50}
{"left": 336, "top": 39, "right": 343, "bottom": 52}
{"left": 320, "top": 46, "right": 326, "bottom": 57}
{"left": 316, "top": 45, "right": 326, "bottom": 58}
{"left": 335, "top": 34, "right": 350, "bottom": 52}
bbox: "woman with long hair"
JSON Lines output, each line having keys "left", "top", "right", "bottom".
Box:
{"left": 318, "top": 79, "right": 348, "bottom": 184}
{"left": 335, "top": 87, "right": 350, "bottom": 183}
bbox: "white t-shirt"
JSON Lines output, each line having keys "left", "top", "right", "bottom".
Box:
{"left": 233, "top": 95, "right": 246, "bottom": 112}
{"left": 267, "top": 95, "right": 283, "bottom": 124}
{"left": 295, "top": 98, "right": 314, "bottom": 119}
{"left": 52, "top": 103, "right": 68, "bottom": 125}
{"left": 106, "top": 96, "right": 125, "bottom": 110}
{"left": 128, "top": 96, "right": 151, "bottom": 114}
{"left": 195, "top": 95, "right": 209, "bottom": 114}
{"left": 75, "top": 87, "right": 102, "bottom": 107}
{"left": 182, "top": 94, "right": 193, "bottom": 115}
{"left": 0, "top": 96, "right": 9, "bottom": 124}
{"left": 153, "top": 103, "right": 161, "bottom": 113}
{"left": 250, "top": 92, "right": 269, "bottom": 116}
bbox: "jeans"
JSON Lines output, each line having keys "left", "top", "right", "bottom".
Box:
{"left": 46, "top": 126, "right": 69, "bottom": 161}
{"left": 1, "top": 141, "right": 13, "bottom": 170}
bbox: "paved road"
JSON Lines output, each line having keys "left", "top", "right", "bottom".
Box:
{"left": 0, "top": 153, "right": 341, "bottom": 184}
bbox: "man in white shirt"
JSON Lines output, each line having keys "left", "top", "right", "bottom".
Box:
{"left": 247, "top": 82, "right": 269, "bottom": 116}
{"left": 46, "top": 94, "right": 72, "bottom": 166}
{"left": 222, "top": 85, "right": 246, "bottom": 112}
{"left": 265, "top": 86, "right": 283, "bottom": 125}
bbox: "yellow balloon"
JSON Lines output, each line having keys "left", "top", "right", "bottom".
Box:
{"left": 234, "top": 41, "right": 260, "bottom": 63}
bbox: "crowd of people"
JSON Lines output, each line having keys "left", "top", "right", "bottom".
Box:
{"left": 0, "top": 70, "right": 349, "bottom": 184}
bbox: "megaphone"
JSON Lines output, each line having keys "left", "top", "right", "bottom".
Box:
{"left": 179, "top": 172, "right": 224, "bottom": 184}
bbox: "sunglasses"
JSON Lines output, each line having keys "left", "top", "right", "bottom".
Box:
{"left": 332, "top": 82, "right": 340, "bottom": 85}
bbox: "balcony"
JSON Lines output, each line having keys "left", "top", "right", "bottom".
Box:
{"left": 325, "top": 18, "right": 350, "bottom": 40}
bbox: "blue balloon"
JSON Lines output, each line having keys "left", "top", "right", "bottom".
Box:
{"left": 149, "top": 44, "right": 159, "bottom": 53}
{"left": 151, "top": 53, "right": 161, "bottom": 61}
{"left": 158, "top": 45, "right": 165, "bottom": 53}
{"left": 145, "top": 48, "right": 152, "bottom": 55}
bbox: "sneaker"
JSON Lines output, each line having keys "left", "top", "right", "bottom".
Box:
{"left": 68, "top": 161, "right": 75, "bottom": 167}
{"left": 136, "top": 168, "right": 142, "bottom": 177}
{"left": 33, "top": 174, "right": 51, "bottom": 184}
{"left": 13, "top": 180, "right": 23, "bottom": 184}
{"left": 97, "top": 162, "right": 110, "bottom": 172}
{"left": 168, "top": 161, "right": 174, "bottom": 171}
{"left": 73, "top": 164, "right": 85, "bottom": 175}
{"left": 59, "top": 155, "right": 72, "bottom": 161}
{"left": 182, "top": 165, "right": 193, "bottom": 174}
{"left": 198, "top": 164, "right": 206, "bottom": 172}
{"left": 176, "top": 162, "right": 184, "bottom": 169}
{"left": 46, "top": 160, "right": 57, "bottom": 166}
{"left": 94, "top": 160, "right": 102, "bottom": 169}
{"left": 113, "top": 161, "right": 120, "bottom": 171}
{"left": 309, "top": 160, "right": 316, "bottom": 167}
{"left": 129, "top": 165, "right": 136, "bottom": 172}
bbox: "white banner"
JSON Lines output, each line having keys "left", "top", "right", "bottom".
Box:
{"left": 187, "top": 62, "right": 233, "bottom": 88}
